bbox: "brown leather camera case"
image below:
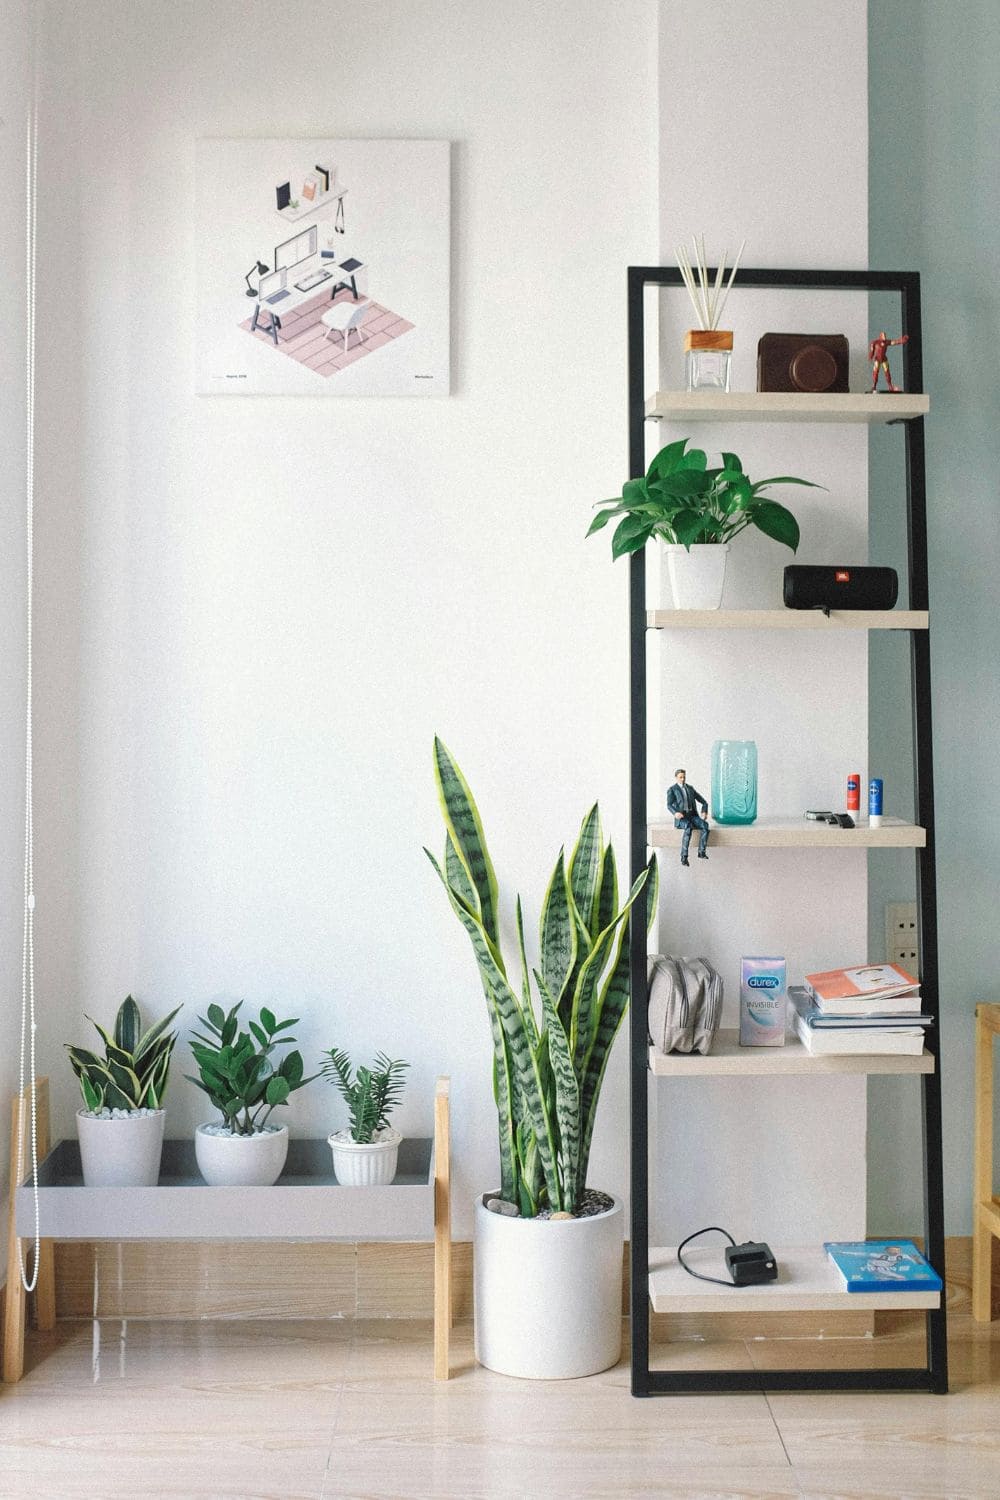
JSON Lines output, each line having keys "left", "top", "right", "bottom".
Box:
{"left": 757, "top": 333, "right": 849, "bottom": 393}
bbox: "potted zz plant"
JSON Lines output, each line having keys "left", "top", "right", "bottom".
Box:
{"left": 320, "top": 1049, "right": 409, "bottom": 1185}
{"left": 187, "top": 1002, "right": 313, "bottom": 1186}
{"left": 66, "top": 996, "right": 182, "bottom": 1187}
{"left": 427, "top": 738, "right": 658, "bottom": 1380}
{"left": 588, "top": 436, "right": 820, "bottom": 609}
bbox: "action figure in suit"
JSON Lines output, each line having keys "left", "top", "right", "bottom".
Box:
{"left": 666, "top": 768, "right": 710, "bottom": 866}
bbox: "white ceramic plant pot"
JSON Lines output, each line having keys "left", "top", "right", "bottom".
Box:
{"left": 661, "top": 541, "right": 730, "bottom": 610}
{"left": 76, "top": 1109, "right": 165, "bottom": 1187}
{"left": 473, "top": 1193, "right": 624, "bottom": 1379}
{"left": 328, "top": 1128, "right": 401, "bottom": 1186}
{"left": 194, "top": 1123, "right": 289, "bottom": 1187}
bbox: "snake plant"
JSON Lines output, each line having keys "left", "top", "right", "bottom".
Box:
{"left": 66, "top": 995, "right": 182, "bottom": 1112}
{"left": 426, "top": 738, "right": 658, "bottom": 1217}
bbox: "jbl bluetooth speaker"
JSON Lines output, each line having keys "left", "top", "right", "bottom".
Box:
{"left": 783, "top": 565, "right": 899, "bottom": 611}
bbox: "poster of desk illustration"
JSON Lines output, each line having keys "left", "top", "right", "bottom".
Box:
{"left": 196, "top": 139, "right": 450, "bottom": 395}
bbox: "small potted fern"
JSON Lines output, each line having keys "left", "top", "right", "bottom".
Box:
{"left": 320, "top": 1049, "right": 409, "bottom": 1186}
{"left": 66, "top": 996, "right": 182, "bottom": 1186}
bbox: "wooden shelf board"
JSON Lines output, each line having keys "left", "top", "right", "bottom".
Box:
{"left": 649, "top": 1029, "right": 934, "bottom": 1076}
{"left": 647, "top": 816, "right": 926, "bottom": 849}
{"left": 648, "top": 1244, "right": 941, "bottom": 1313}
{"left": 15, "top": 1138, "right": 434, "bottom": 1242}
{"left": 647, "top": 609, "right": 928, "bottom": 631}
{"left": 644, "top": 391, "right": 930, "bottom": 423}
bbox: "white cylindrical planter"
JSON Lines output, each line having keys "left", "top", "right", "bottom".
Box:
{"left": 661, "top": 542, "right": 729, "bottom": 610}
{"left": 473, "top": 1194, "right": 624, "bottom": 1379}
{"left": 76, "top": 1109, "right": 166, "bottom": 1187}
{"left": 194, "top": 1123, "right": 289, "bottom": 1187}
{"left": 328, "top": 1128, "right": 401, "bottom": 1186}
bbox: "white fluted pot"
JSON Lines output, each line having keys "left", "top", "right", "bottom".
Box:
{"left": 328, "top": 1128, "right": 401, "bottom": 1186}
{"left": 473, "top": 1194, "right": 624, "bottom": 1379}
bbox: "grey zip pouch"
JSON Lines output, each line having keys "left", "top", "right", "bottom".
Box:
{"left": 647, "top": 955, "right": 724, "bottom": 1056}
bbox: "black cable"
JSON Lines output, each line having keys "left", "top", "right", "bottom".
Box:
{"left": 676, "top": 1225, "right": 738, "bottom": 1287}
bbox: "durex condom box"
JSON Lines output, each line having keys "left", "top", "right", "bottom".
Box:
{"left": 739, "top": 956, "right": 787, "bottom": 1046}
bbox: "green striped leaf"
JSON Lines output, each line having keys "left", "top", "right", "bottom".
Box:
{"left": 577, "top": 856, "right": 658, "bottom": 1193}
{"left": 445, "top": 831, "right": 480, "bottom": 919}
{"left": 536, "top": 973, "right": 579, "bottom": 1212}
{"left": 569, "top": 805, "right": 602, "bottom": 942}
{"left": 515, "top": 897, "right": 539, "bottom": 1050}
{"left": 540, "top": 850, "right": 577, "bottom": 1009}
{"left": 134, "top": 1006, "right": 183, "bottom": 1063}
{"left": 430, "top": 855, "right": 560, "bottom": 1208}
{"left": 594, "top": 843, "right": 619, "bottom": 937}
{"left": 427, "top": 849, "right": 518, "bottom": 1199}
{"left": 433, "top": 738, "right": 500, "bottom": 944}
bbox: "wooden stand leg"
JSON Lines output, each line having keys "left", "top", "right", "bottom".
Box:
{"left": 973, "top": 1008, "right": 996, "bottom": 1322}
{"left": 31, "top": 1081, "right": 55, "bottom": 1332}
{"left": 433, "top": 1075, "right": 451, "bottom": 1380}
{"left": 4, "top": 1078, "right": 53, "bottom": 1381}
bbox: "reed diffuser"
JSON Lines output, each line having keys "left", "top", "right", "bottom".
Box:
{"left": 676, "top": 235, "right": 745, "bottom": 392}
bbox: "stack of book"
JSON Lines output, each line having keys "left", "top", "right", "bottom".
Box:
{"left": 790, "top": 963, "right": 930, "bottom": 1055}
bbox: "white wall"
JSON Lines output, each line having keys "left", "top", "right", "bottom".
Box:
{"left": 653, "top": 0, "right": 872, "bottom": 1243}
{"left": 0, "top": 0, "right": 31, "bottom": 1278}
{"left": 28, "top": 0, "right": 659, "bottom": 1237}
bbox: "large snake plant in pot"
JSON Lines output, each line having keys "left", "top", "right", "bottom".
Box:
{"left": 427, "top": 739, "right": 657, "bottom": 1378}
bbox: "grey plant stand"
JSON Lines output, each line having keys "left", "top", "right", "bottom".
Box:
{"left": 3, "top": 1076, "right": 452, "bottom": 1383}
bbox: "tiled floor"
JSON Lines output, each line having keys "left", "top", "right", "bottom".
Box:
{"left": 3, "top": 1307, "right": 1000, "bottom": 1498}
{"left": 239, "top": 288, "right": 414, "bottom": 378}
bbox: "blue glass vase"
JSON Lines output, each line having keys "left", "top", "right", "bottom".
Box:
{"left": 711, "top": 740, "right": 758, "bottom": 825}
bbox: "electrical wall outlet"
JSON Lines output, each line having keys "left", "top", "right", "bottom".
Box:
{"left": 886, "top": 900, "right": 919, "bottom": 971}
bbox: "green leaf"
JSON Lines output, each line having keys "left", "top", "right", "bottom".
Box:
{"left": 646, "top": 438, "right": 685, "bottom": 478}
{"left": 651, "top": 468, "right": 713, "bottom": 499}
{"left": 279, "top": 1050, "right": 304, "bottom": 1088}
{"left": 611, "top": 514, "right": 651, "bottom": 559}
{"left": 720, "top": 450, "right": 743, "bottom": 474}
{"left": 539, "top": 850, "right": 577, "bottom": 1009}
{"left": 433, "top": 738, "right": 501, "bottom": 947}
{"left": 429, "top": 852, "right": 561, "bottom": 1209}
{"left": 594, "top": 844, "right": 618, "bottom": 939}
{"left": 249, "top": 1021, "right": 268, "bottom": 1048}
{"left": 568, "top": 805, "right": 602, "bottom": 946}
{"left": 134, "top": 1006, "right": 183, "bottom": 1062}
{"left": 260, "top": 1007, "right": 277, "bottom": 1035}
{"left": 669, "top": 508, "right": 714, "bottom": 547}
{"left": 536, "top": 972, "right": 580, "bottom": 1211}
{"left": 80, "top": 1073, "right": 103, "bottom": 1112}
{"left": 114, "top": 996, "right": 141, "bottom": 1054}
{"left": 445, "top": 831, "right": 480, "bottom": 917}
{"left": 207, "top": 1003, "right": 226, "bottom": 1031}
{"left": 265, "top": 1076, "right": 291, "bottom": 1107}
{"left": 748, "top": 499, "right": 800, "bottom": 551}
{"left": 515, "top": 896, "right": 540, "bottom": 1051}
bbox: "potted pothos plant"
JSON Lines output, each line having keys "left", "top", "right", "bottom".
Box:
{"left": 426, "top": 738, "right": 657, "bottom": 1379}
{"left": 66, "top": 996, "right": 182, "bottom": 1186}
{"left": 320, "top": 1049, "right": 409, "bottom": 1185}
{"left": 186, "top": 1002, "right": 314, "bottom": 1186}
{"left": 588, "top": 437, "right": 820, "bottom": 608}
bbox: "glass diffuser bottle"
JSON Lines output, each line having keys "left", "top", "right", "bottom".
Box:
{"left": 711, "top": 739, "right": 758, "bottom": 825}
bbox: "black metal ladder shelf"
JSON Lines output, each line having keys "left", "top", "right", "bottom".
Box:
{"left": 625, "top": 267, "right": 947, "bottom": 1396}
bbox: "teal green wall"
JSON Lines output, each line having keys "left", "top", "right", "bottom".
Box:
{"left": 869, "top": 0, "right": 1000, "bottom": 1235}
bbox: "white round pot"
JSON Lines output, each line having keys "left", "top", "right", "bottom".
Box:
{"left": 473, "top": 1193, "right": 624, "bottom": 1379}
{"left": 328, "top": 1128, "right": 401, "bottom": 1186}
{"left": 76, "top": 1109, "right": 165, "bottom": 1187}
{"left": 661, "top": 541, "right": 730, "bottom": 610}
{"left": 194, "top": 1123, "right": 289, "bottom": 1186}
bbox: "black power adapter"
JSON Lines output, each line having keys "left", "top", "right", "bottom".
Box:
{"left": 724, "top": 1241, "right": 778, "bottom": 1286}
{"left": 677, "top": 1226, "right": 780, "bottom": 1288}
